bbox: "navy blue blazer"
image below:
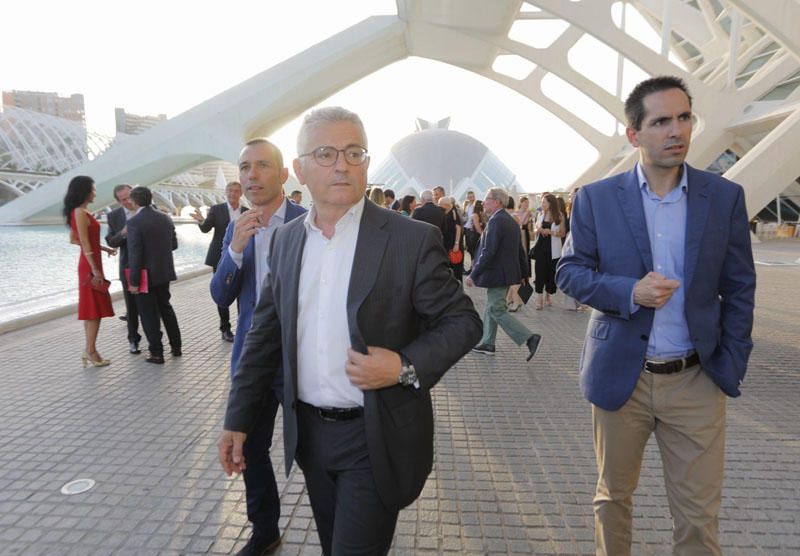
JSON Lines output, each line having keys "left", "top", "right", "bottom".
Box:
{"left": 210, "top": 199, "right": 307, "bottom": 377}
{"left": 470, "top": 208, "right": 528, "bottom": 288}
{"left": 556, "top": 165, "right": 756, "bottom": 410}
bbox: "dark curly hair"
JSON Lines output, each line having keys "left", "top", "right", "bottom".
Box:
{"left": 62, "top": 175, "right": 95, "bottom": 226}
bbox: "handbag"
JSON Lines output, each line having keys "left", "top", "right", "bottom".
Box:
{"left": 518, "top": 281, "right": 533, "bottom": 304}
{"left": 448, "top": 249, "right": 463, "bottom": 265}
{"left": 82, "top": 274, "right": 111, "bottom": 293}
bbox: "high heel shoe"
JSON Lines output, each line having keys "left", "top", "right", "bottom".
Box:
{"left": 82, "top": 351, "right": 111, "bottom": 368}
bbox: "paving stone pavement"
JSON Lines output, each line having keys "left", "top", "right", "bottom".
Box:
{"left": 0, "top": 244, "right": 798, "bottom": 555}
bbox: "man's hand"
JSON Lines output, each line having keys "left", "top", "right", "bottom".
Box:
{"left": 633, "top": 272, "right": 680, "bottom": 309}
{"left": 191, "top": 208, "right": 204, "bottom": 223}
{"left": 230, "top": 211, "right": 263, "bottom": 254}
{"left": 345, "top": 347, "right": 402, "bottom": 390}
{"left": 218, "top": 429, "right": 248, "bottom": 476}
{"left": 465, "top": 276, "right": 475, "bottom": 287}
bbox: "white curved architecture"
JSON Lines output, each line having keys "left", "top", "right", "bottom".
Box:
{"left": 1, "top": 0, "right": 798, "bottom": 224}
{"left": 371, "top": 125, "right": 521, "bottom": 200}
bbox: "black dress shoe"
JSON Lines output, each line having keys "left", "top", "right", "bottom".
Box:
{"left": 129, "top": 341, "right": 141, "bottom": 354}
{"left": 236, "top": 532, "right": 281, "bottom": 556}
{"left": 171, "top": 348, "right": 182, "bottom": 357}
{"left": 472, "top": 343, "right": 496, "bottom": 355}
{"left": 221, "top": 330, "right": 234, "bottom": 343}
{"left": 119, "top": 314, "right": 128, "bottom": 321}
{"left": 526, "top": 334, "right": 542, "bottom": 361}
{"left": 145, "top": 354, "right": 164, "bottom": 364}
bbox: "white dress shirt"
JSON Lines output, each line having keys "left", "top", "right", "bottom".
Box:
{"left": 297, "top": 197, "right": 365, "bottom": 408}
{"left": 228, "top": 199, "right": 287, "bottom": 303}
{"left": 227, "top": 202, "right": 242, "bottom": 224}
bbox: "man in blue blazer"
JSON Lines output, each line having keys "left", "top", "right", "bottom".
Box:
{"left": 557, "top": 76, "right": 756, "bottom": 555}
{"left": 466, "top": 186, "right": 541, "bottom": 360}
{"left": 210, "top": 138, "right": 306, "bottom": 555}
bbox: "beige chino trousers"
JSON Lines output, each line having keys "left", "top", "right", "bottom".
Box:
{"left": 592, "top": 365, "right": 726, "bottom": 556}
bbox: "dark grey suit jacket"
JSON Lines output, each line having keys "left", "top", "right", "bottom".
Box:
{"left": 411, "top": 202, "right": 446, "bottom": 234}
{"left": 105, "top": 207, "right": 130, "bottom": 274}
{"left": 127, "top": 206, "right": 178, "bottom": 288}
{"left": 199, "top": 202, "right": 242, "bottom": 268}
{"left": 225, "top": 200, "right": 482, "bottom": 511}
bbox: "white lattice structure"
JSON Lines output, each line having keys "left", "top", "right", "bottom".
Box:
{"left": 1, "top": 0, "right": 799, "bottom": 224}
{"left": 0, "top": 107, "right": 239, "bottom": 211}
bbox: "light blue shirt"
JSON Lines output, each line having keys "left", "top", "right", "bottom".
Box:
{"left": 635, "top": 163, "right": 694, "bottom": 359}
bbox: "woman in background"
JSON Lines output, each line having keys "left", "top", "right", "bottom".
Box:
{"left": 532, "top": 193, "right": 565, "bottom": 309}
{"left": 439, "top": 197, "right": 464, "bottom": 282}
{"left": 399, "top": 195, "right": 417, "bottom": 216}
{"left": 369, "top": 187, "right": 385, "bottom": 207}
{"left": 63, "top": 175, "right": 116, "bottom": 367}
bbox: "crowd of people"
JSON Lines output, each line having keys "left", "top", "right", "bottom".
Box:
{"left": 59, "top": 75, "right": 756, "bottom": 556}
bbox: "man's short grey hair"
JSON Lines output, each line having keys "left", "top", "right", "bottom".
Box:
{"left": 486, "top": 187, "right": 509, "bottom": 207}
{"left": 420, "top": 189, "right": 434, "bottom": 203}
{"left": 296, "top": 106, "right": 367, "bottom": 155}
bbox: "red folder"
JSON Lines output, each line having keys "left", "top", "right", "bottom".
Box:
{"left": 124, "top": 268, "right": 149, "bottom": 293}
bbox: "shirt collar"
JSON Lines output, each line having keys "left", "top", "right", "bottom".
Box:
{"left": 227, "top": 201, "right": 240, "bottom": 214}
{"left": 304, "top": 196, "right": 365, "bottom": 234}
{"left": 636, "top": 162, "right": 689, "bottom": 194}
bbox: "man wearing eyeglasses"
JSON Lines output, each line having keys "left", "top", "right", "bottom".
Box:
{"left": 219, "top": 106, "right": 482, "bottom": 555}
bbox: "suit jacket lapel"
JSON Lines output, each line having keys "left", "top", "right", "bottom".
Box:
{"left": 617, "top": 169, "right": 653, "bottom": 271}
{"left": 347, "top": 202, "right": 389, "bottom": 354}
{"left": 684, "top": 165, "right": 711, "bottom": 290}
{"left": 284, "top": 221, "right": 306, "bottom": 399}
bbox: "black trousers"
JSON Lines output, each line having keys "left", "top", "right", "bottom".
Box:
{"left": 135, "top": 283, "right": 181, "bottom": 356}
{"left": 534, "top": 255, "right": 558, "bottom": 295}
{"left": 120, "top": 274, "right": 141, "bottom": 344}
{"left": 464, "top": 228, "right": 480, "bottom": 266}
{"left": 296, "top": 403, "right": 398, "bottom": 556}
{"left": 242, "top": 391, "right": 281, "bottom": 541}
{"left": 212, "top": 265, "right": 232, "bottom": 333}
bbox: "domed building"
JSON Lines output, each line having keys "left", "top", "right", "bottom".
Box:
{"left": 370, "top": 118, "right": 522, "bottom": 202}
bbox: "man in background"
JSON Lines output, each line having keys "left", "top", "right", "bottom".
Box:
{"left": 467, "top": 186, "right": 541, "bottom": 360}
{"left": 289, "top": 190, "right": 303, "bottom": 205}
{"left": 411, "top": 189, "right": 446, "bottom": 235}
{"left": 127, "top": 187, "right": 182, "bottom": 365}
{"left": 192, "top": 181, "right": 244, "bottom": 342}
{"left": 105, "top": 184, "right": 141, "bottom": 354}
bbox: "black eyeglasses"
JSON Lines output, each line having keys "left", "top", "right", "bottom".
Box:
{"left": 299, "top": 145, "right": 368, "bottom": 167}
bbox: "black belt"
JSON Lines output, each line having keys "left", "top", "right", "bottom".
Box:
{"left": 644, "top": 352, "right": 700, "bottom": 374}
{"left": 299, "top": 401, "right": 363, "bottom": 422}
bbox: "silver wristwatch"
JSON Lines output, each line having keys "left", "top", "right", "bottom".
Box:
{"left": 398, "top": 354, "right": 418, "bottom": 387}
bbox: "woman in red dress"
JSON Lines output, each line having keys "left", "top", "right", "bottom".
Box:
{"left": 63, "top": 176, "right": 116, "bottom": 367}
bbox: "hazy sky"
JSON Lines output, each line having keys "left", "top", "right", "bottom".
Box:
{"left": 2, "top": 1, "right": 669, "bottom": 192}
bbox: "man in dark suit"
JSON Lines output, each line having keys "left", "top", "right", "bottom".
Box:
{"left": 218, "top": 107, "right": 482, "bottom": 555}
{"left": 556, "top": 76, "right": 756, "bottom": 555}
{"left": 466, "top": 187, "right": 541, "bottom": 360}
{"left": 210, "top": 139, "right": 306, "bottom": 556}
{"left": 411, "top": 188, "right": 446, "bottom": 234}
{"left": 105, "top": 184, "right": 142, "bottom": 354}
{"left": 127, "top": 187, "right": 182, "bottom": 365}
{"left": 383, "top": 188, "right": 399, "bottom": 210}
{"left": 192, "top": 181, "right": 244, "bottom": 342}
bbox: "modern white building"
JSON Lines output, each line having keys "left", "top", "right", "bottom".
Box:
{"left": 370, "top": 118, "right": 522, "bottom": 201}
